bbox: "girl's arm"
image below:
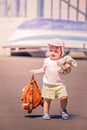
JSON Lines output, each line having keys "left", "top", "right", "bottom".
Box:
{"left": 30, "top": 67, "right": 45, "bottom": 75}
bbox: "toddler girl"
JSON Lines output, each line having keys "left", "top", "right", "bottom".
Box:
{"left": 30, "top": 38, "right": 77, "bottom": 120}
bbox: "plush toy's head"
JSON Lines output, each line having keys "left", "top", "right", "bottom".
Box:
{"left": 65, "top": 55, "right": 77, "bottom": 67}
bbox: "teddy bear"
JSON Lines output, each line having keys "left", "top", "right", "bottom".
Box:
{"left": 58, "top": 55, "right": 77, "bottom": 75}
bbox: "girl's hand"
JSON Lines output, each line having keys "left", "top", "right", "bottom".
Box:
{"left": 64, "top": 63, "right": 71, "bottom": 74}
{"left": 30, "top": 70, "right": 37, "bottom": 75}
{"left": 58, "top": 63, "right": 71, "bottom": 75}
{"left": 30, "top": 68, "right": 45, "bottom": 75}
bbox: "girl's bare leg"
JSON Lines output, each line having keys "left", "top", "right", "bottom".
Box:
{"left": 60, "top": 96, "right": 69, "bottom": 119}
{"left": 60, "top": 96, "right": 68, "bottom": 110}
{"left": 44, "top": 98, "right": 52, "bottom": 113}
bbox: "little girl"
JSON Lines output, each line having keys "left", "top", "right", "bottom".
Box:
{"left": 30, "top": 38, "right": 77, "bottom": 120}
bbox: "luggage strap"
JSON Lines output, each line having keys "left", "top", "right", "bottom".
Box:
{"left": 28, "top": 74, "right": 34, "bottom": 113}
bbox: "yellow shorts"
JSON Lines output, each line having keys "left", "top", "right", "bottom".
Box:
{"left": 42, "top": 83, "right": 68, "bottom": 99}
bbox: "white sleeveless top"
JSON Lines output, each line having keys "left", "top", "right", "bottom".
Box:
{"left": 43, "top": 57, "right": 64, "bottom": 85}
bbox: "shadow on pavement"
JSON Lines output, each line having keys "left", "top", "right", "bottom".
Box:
{"left": 25, "top": 114, "right": 42, "bottom": 118}
{"left": 24, "top": 114, "right": 80, "bottom": 120}
{"left": 50, "top": 114, "right": 79, "bottom": 120}
{"left": 69, "top": 114, "right": 80, "bottom": 120}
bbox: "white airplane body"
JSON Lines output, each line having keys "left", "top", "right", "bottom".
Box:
{"left": 3, "top": 19, "right": 87, "bottom": 57}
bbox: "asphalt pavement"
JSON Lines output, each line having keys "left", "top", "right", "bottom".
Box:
{"left": 0, "top": 56, "right": 87, "bottom": 130}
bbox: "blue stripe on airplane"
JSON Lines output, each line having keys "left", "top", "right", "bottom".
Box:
{"left": 12, "top": 35, "right": 87, "bottom": 42}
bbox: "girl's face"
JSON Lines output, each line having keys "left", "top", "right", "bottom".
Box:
{"left": 48, "top": 45, "right": 62, "bottom": 60}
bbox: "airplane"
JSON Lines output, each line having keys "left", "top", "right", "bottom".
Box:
{"left": 2, "top": 18, "right": 87, "bottom": 57}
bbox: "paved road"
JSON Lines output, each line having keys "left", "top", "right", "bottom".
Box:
{"left": 0, "top": 56, "right": 87, "bottom": 130}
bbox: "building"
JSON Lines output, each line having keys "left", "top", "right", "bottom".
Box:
{"left": 0, "top": 0, "right": 87, "bottom": 21}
